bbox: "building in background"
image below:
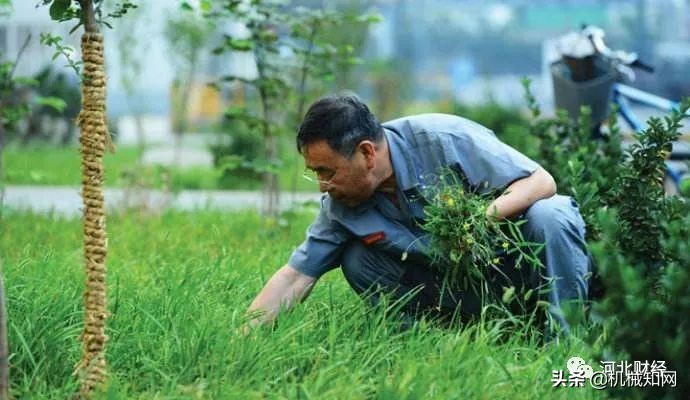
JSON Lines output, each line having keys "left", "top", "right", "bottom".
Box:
{"left": 0, "top": 0, "right": 256, "bottom": 144}
{"left": 2, "top": 0, "right": 689, "bottom": 126}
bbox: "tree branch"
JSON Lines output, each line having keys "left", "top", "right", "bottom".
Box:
{"left": 8, "top": 34, "right": 32, "bottom": 80}
{"left": 78, "top": 0, "right": 99, "bottom": 33}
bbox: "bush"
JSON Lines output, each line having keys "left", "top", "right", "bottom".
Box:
{"left": 588, "top": 102, "right": 690, "bottom": 399}
{"left": 22, "top": 66, "right": 81, "bottom": 145}
{"left": 210, "top": 118, "right": 264, "bottom": 189}
{"left": 522, "top": 79, "right": 627, "bottom": 241}
{"left": 590, "top": 203, "right": 690, "bottom": 399}
{"left": 524, "top": 77, "right": 690, "bottom": 398}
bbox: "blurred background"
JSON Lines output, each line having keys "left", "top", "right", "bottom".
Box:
{"left": 1, "top": 0, "right": 689, "bottom": 198}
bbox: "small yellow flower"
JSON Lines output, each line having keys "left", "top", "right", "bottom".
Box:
{"left": 463, "top": 223, "right": 470, "bottom": 231}
{"left": 465, "top": 237, "right": 474, "bottom": 245}
{"left": 492, "top": 257, "right": 501, "bottom": 265}
{"left": 501, "top": 242, "right": 509, "bottom": 250}
{"left": 447, "top": 198, "right": 455, "bottom": 207}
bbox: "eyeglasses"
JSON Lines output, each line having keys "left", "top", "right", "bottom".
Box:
{"left": 302, "top": 168, "right": 337, "bottom": 186}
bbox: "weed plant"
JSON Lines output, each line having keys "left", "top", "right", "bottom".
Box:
{"left": 420, "top": 173, "right": 544, "bottom": 305}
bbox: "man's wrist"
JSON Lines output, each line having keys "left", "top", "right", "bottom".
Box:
{"left": 486, "top": 201, "right": 501, "bottom": 220}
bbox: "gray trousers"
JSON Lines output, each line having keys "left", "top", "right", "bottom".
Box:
{"left": 341, "top": 195, "right": 591, "bottom": 330}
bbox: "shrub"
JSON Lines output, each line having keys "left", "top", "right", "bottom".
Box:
{"left": 524, "top": 90, "right": 690, "bottom": 398}
{"left": 210, "top": 117, "right": 264, "bottom": 189}
{"left": 590, "top": 202, "right": 690, "bottom": 399}
{"left": 522, "top": 78, "right": 625, "bottom": 240}
{"left": 586, "top": 101, "right": 690, "bottom": 399}
{"left": 514, "top": 83, "right": 690, "bottom": 398}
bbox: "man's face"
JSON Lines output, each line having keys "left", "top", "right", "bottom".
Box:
{"left": 302, "top": 140, "right": 377, "bottom": 207}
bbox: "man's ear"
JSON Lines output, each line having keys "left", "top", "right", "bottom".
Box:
{"left": 357, "top": 140, "right": 377, "bottom": 168}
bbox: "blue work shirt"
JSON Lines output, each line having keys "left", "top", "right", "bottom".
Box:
{"left": 288, "top": 113, "right": 541, "bottom": 278}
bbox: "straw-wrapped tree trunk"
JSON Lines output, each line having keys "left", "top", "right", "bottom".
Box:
{"left": 73, "top": 0, "right": 109, "bottom": 396}
{"left": 42, "top": 0, "right": 134, "bottom": 396}
{"left": 0, "top": 272, "right": 8, "bottom": 399}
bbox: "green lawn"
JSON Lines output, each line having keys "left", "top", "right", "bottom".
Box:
{"left": 3, "top": 145, "right": 139, "bottom": 187}
{"left": 0, "top": 209, "right": 610, "bottom": 399}
{"left": 2, "top": 144, "right": 317, "bottom": 192}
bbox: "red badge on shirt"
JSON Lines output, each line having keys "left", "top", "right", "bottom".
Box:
{"left": 362, "top": 231, "right": 386, "bottom": 246}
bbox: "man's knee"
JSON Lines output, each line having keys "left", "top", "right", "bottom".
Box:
{"left": 341, "top": 241, "right": 369, "bottom": 293}
{"left": 523, "top": 195, "right": 590, "bottom": 299}
{"left": 341, "top": 241, "right": 405, "bottom": 295}
{"left": 523, "top": 195, "right": 585, "bottom": 241}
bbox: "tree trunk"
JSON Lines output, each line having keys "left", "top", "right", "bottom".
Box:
{"left": 0, "top": 124, "right": 5, "bottom": 214}
{"left": 263, "top": 134, "right": 280, "bottom": 217}
{"left": 75, "top": 1, "right": 109, "bottom": 397}
{"left": 289, "top": 23, "right": 318, "bottom": 201}
{"left": 172, "top": 57, "right": 198, "bottom": 173}
{"left": 135, "top": 113, "right": 145, "bottom": 165}
{"left": 0, "top": 272, "right": 9, "bottom": 400}
{"left": 255, "top": 44, "right": 281, "bottom": 218}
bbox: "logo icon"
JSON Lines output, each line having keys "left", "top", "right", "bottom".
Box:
{"left": 567, "top": 356, "right": 594, "bottom": 379}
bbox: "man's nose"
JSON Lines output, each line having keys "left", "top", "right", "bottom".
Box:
{"left": 319, "top": 182, "right": 329, "bottom": 192}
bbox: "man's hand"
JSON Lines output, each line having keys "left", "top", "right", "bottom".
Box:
{"left": 240, "top": 265, "right": 317, "bottom": 334}
{"left": 486, "top": 167, "right": 556, "bottom": 220}
{"left": 238, "top": 310, "right": 265, "bottom": 336}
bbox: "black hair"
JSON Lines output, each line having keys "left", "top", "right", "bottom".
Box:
{"left": 296, "top": 92, "right": 384, "bottom": 157}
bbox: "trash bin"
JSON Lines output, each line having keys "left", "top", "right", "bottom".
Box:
{"left": 551, "top": 58, "right": 617, "bottom": 124}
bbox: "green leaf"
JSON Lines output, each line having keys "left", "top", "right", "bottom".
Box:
{"left": 68, "top": 21, "right": 82, "bottom": 34}
{"left": 49, "top": 0, "right": 71, "bottom": 21}
{"left": 449, "top": 250, "right": 460, "bottom": 263}
{"left": 218, "top": 155, "right": 244, "bottom": 171}
{"left": 35, "top": 96, "right": 67, "bottom": 112}
{"left": 359, "top": 13, "right": 383, "bottom": 24}
{"left": 258, "top": 29, "right": 278, "bottom": 43}
{"left": 200, "top": 0, "right": 212, "bottom": 12}
{"left": 13, "top": 76, "right": 39, "bottom": 86}
{"left": 224, "top": 105, "right": 248, "bottom": 118}
{"left": 523, "top": 288, "right": 534, "bottom": 302}
{"left": 226, "top": 38, "right": 253, "bottom": 51}
{"left": 30, "top": 171, "right": 44, "bottom": 183}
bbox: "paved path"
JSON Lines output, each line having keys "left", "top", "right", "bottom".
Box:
{"left": 2, "top": 185, "right": 322, "bottom": 217}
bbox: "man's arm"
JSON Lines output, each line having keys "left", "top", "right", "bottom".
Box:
{"left": 486, "top": 167, "right": 556, "bottom": 220}
{"left": 243, "top": 264, "right": 317, "bottom": 332}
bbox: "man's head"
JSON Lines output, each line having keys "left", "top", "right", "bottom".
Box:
{"left": 297, "top": 93, "right": 390, "bottom": 207}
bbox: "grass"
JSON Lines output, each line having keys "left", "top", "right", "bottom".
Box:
{"left": 2, "top": 143, "right": 317, "bottom": 192}
{"left": 0, "top": 208, "right": 613, "bottom": 399}
{"left": 3, "top": 145, "right": 139, "bottom": 187}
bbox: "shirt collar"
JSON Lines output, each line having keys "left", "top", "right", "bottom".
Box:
{"left": 384, "top": 127, "right": 420, "bottom": 192}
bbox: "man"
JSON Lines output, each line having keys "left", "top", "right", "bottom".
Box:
{"left": 244, "top": 93, "right": 590, "bottom": 333}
